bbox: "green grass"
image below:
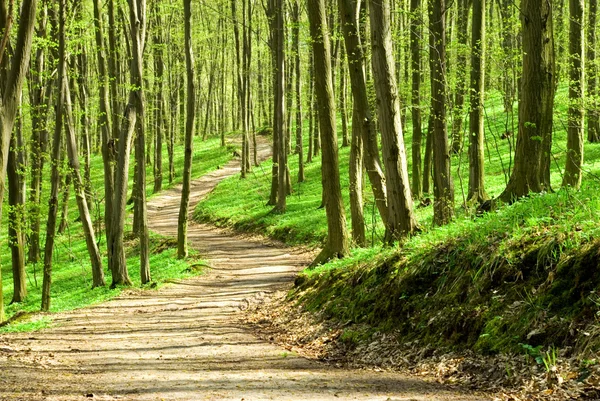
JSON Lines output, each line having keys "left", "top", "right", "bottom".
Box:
{"left": 1, "top": 134, "right": 234, "bottom": 331}
{"left": 194, "top": 86, "right": 600, "bottom": 357}
{"left": 196, "top": 86, "right": 600, "bottom": 245}
{"left": 292, "top": 182, "right": 600, "bottom": 354}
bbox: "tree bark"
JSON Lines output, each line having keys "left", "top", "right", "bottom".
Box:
{"left": 429, "top": 0, "right": 454, "bottom": 225}
{"left": 499, "top": 0, "right": 552, "bottom": 201}
{"left": 563, "top": 0, "right": 584, "bottom": 188}
{"left": 540, "top": 2, "right": 556, "bottom": 190}
{"left": 152, "top": 4, "right": 164, "bottom": 193}
{"left": 338, "top": 0, "right": 389, "bottom": 227}
{"left": 63, "top": 65, "right": 105, "bottom": 288}
{"left": 369, "top": 0, "right": 418, "bottom": 239}
{"left": 108, "top": 0, "right": 147, "bottom": 286}
{"left": 292, "top": 0, "right": 305, "bottom": 183}
{"left": 467, "top": 0, "right": 488, "bottom": 203}
{"left": 8, "top": 109, "right": 26, "bottom": 303}
{"left": 27, "top": 3, "right": 51, "bottom": 264}
{"left": 92, "top": 0, "right": 115, "bottom": 250}
{"left": 308, "top": 0, "right": 350, "bottom": 265}
{"left": 451, "top": 0, "right": 471, "bottom": 154}
{"left": 0, "top": 0, "right": 38, "bottom": 320}
{"left": 410, "top": 0, "right": 423, "bottom": 199}
{"left": 177, "top": 0, "right": 196, "bottom": 258}
{"left": 42, "top": 0, "right": 67, "bottom": 311}
{"left": 588, "top": 0, "right": 600, "bottom": 142}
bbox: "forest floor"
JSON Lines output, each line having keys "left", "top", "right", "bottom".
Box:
{"left": 0, "top": 139, "right": 489, "bottom": 401}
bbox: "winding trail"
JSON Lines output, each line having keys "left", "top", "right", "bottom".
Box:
{"left": 0, "top": 143, "right": 489, "bottom": 400}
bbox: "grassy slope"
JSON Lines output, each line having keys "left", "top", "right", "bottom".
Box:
{"left": 196, "top": 87, "right": 600, "bottom": 355}
{"left": 1, "top": 135, "right": 232, "bottom": 331}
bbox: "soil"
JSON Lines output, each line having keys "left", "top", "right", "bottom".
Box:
{"left": 0, "top": 141, "right": 490, "bottom": 401}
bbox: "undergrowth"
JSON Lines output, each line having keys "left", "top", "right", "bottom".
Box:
{"left": 292, "top": 182, "right": 600, "bottom": 356}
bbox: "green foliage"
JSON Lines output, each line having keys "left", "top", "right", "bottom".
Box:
{"left": 289, "top": 182, "right": 600, "bottom": 356}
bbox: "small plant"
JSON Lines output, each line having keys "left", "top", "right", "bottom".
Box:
{"left": 520, "top": 343, "right": 557, "bottom": 372}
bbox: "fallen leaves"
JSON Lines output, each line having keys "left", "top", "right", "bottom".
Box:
{"left": 243, "top": 290, "right": 600, "bottom": 401}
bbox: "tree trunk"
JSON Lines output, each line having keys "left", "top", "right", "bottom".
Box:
{"left": 63, "top": 67, "right": 105, "bottom": 288}
{"left": 369, "top": 0, "right": 418, "bottom": 239}
{"left": 423, "top": 111, "right": 434, "bottom": 195}
{"left": 499, "top": 0, "right": 552, "bottom": 201}
{"left": 410, "top": 0, "right": 423, "bottom": 199}
{"left": 108, "top": 0, "right": 147, "bottom": 286}
{"left": 450, "top": 0, "right": 471, "bottom": 154}
{"left": 43, "top": 0, "right": 68, "bottom": 311}
{"left": 429, "top": 0, "right": 454, "bottom": 225}
{"left": 177, "top": 0, "right": 196, "bottom": 258}
{"left": 27, "top": 3, "right": 51, "bottom": 264}
{"left": 588, "top": 0, "right": 600, "bottom": 142}
{"left": 540, "top": 2, "right": 557, "bottom": 190}
{"left": 339, "top": 43, "right": 349, "bottom": 148}
{"left": 272, "top": 0, "right": 287, "bottom": 212}
{"left": 338, "top": 0, "right": 389, "bottom": 227}
{"left": 152, "top": 4, "right": 164, "bottom": 193}
{"left": 467, "top": 0, "right": 488, "bottom": 203}
{"left": 57, "top": 169, "right": 71, "bottom": 235}
{"left": 307, "top": 50, "right": 314, "bottom": 163}
{"left": 563, "top": 0, "right": 584, "bottom": 188}
{"left": 8, "top": 110, "right": 26, "bottom": 303}
{"left": 92, "top": 0, "right": 115, "bottom": 251}
{"left": 292, "top": 0, "right": 305, "bottom": 183}
{"left": 0, "top": 0, "right": 38, "bottom": 320}
{"left": 308, "top": 0, "right": 350, "bottom": 265}
{"left": 349, "top": 105, "right": 365, "bottom": 246}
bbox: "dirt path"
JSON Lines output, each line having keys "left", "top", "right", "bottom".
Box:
{"left": 0, "top": 142, "right": 490, "bottom": 401}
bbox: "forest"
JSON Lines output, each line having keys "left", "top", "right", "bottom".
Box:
{"left": 0, "top": 0, "right": 600, "bottom": 399}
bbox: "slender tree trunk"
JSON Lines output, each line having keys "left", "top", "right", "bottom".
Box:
{"left": 429, "top": 0, "right": 454, "bottom": 225}
{"left": 423, "top": 111, "right": 434, "bottom": 195}
{"left": 272, "top": 0, "right": 287, "bottom": 212}
{"left": 410, "top": 0, "right": 423, "bottom": 199}
{"left": 338, "top": 0, "right": 389, "bottom": 226}
{"left": 563, "top": 0, "right": 584, "bottom": 188}
{"left": 339, "top": 43, "right": 349, "bottom": 148}
{"left": 451, "top": 0, "right": 470, "bottom": 154}
{"left": 540, "top": 2, "right": 557, "bottom": 190}
{"left": 8, "top": 111, "right": 26, "bottom": 303}
{"left": 267, "top": 0, "right": 282, "bottom": 207}
{"left": 42, "top": 0, "right": 67, "bottom": 311}
{"left": 27, "top": 3, "right": 50, "bottom": 264}
{"left": 467, "top": 0, "right": 488, "bottom": 203}
{"left": 588, "top": 0, "right": 600, "bottom": 142}
{"left": 57, "top": 170, "right": 70, "bottom": 235}
{"left": 308, "top": 0, "right": 350, "bottom": 265}
{"left": 153, "top": 5, "right": 164, "bottom": 193}
{"left": 63, "top": 67, "right": 105, "bottom": 288}
{"left": 92, "top": 0, "right": 115, "bottom": 250}
{"left": 307, "top": 50, "right": 314, "bottom": 163}
{"left": 292, "top": 0, "right": 305, "bottom": 182}
{"left": 178, "top": 0, "right": 196, "bottom": 258}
